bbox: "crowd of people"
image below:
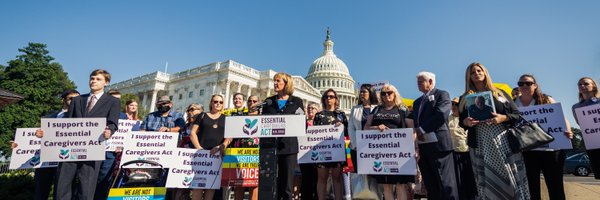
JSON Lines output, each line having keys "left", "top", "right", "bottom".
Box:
{"left": 8, "top": 63, "right": 600, "bottom": 200}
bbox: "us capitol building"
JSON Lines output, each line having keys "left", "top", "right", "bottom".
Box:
{"left": 109, "top": 30, "right": 357, "bottom": 113}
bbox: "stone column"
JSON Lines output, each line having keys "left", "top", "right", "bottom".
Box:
{"left": 142, "top": 91, "right": 148, "bottom": 111}
{"left": 149, "top": 90, "right": 158, "bottom": 112}
{"left": 223, "top": 81, "right": 231, "bottom": 109}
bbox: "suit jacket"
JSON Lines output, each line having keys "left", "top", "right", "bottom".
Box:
{"left": 409, "top": 88, "right": 453, "bottom": 152}
{"left": 261, "top": 95, "right": 305, "bottom": 155}
{"left": 67, "top": 93, "right": 120, "bottom": 135}
{"left": 348, "top": 104, "right": 377, "bottom": 150}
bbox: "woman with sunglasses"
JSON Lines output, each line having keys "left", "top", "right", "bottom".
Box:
{"left": 572, "top": 77, "right": 600, "bottom": 180}
{"left": 458, "top": 62, "right": 529, "bottom": 199}
{"left": 230, "top": 95, "right": 261, "bottom": 200}
{"left": 349, "top": 84, "right": 379, "bottom": 173}
{"left": 190, "top": 94, "right": 232, "bottom": 200}
{"left": 515, "top": 74, "right": 573, "bottom": 200}
{"left": 364, "top": 84, "right": 414, "bottom": 200}
{"left": 300, "top": 102, "right": 320, "bottom": 199}
{"left": 261, "top": 72, "right": 305, "bottom": 200}
{"left": 312, "top": 89, "right": 348, "bottom": 200}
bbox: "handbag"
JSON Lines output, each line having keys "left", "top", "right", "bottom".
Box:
{"left": 506, "top": 117, "right": 554, "bottom": 154}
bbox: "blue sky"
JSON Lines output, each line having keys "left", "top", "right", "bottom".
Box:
{"left": 1, "top": 1, "right": 599, "bottom": 126}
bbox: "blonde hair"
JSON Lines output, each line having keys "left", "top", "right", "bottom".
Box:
{"left": 273, "top": 72, "right": 294, "bottom": 95}
{"left": 381, "top": 84, "right": 407, "bottom": 110}
{"left": 459, "top": 62, "right": 506, "bottom": 112}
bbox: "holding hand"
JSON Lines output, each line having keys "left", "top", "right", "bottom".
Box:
{"left": 35, "top": 129, "right": 44, "bottom": 138}
{"left": 210, "top": 144, "right": 224, "bottom": 156}
{"left": 377, "top": 124, "right": 388, "bottom": 132}
{"left": 564, "top": 131, "right": 574, "bottom": 140}
{"left": 463, "top": 117, "right": 479, "bottom": 127}
{"left": 485, "top": 113, "right": 507, "bottom": 125}
{"left": 9, "top": 141, "right": 17, "bottom": 149}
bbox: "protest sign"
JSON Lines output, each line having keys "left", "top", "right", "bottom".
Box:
{"left": 518, "top": 103, "right": 571, "bottom": 149}
{"left": 40, "top": 118, "right": 106, "bottom": 162}
{"left": 120, "top": 131, "right": 179, "bottom": 168}
{"left": 221, "top": 148, "right": 259, "bottom": 187}
{"left": 356, "top": 128, "right": 416, "bottom": 175}
{"left": 224, "top": 115, "right": 306, "bottom": 138}
{"left": 575, "top": 103, "right": 600, "bottom": 150}
{"left": 10, "top": 128, "right": 58, "bottom": 169}
{"left": 106, "top": 119, "right": 141, "bottom": 152}
{"left": 166, "top": 148, "right": 222, "bottom": 189}
{"left": 298, "top": 125, "right": 346, "bottom": 164}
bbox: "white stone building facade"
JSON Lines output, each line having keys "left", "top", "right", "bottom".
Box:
{"left": 108, "top": 30, "right": 356, "bottom": 113}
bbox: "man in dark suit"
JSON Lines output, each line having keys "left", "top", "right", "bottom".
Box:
{"left": 409, "top": 71, "right": 458, "bottom": 200}
{"left": 39, "top": 69, "right": 120, "bottom": 200}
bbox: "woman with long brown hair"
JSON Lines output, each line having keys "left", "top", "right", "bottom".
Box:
{"left": 458, "top": 62, "right": 529, "bottom": 199}
{"left": 515, "top": 74, "right": 572, "bottom": 200}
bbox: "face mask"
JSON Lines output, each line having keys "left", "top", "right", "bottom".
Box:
{"left": 157, "top": 105, "right": 170, "bottom": 113}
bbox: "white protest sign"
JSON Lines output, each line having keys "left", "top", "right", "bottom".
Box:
{"left": 368, "top": 81, "right": 389, "bottom": 92}
{"left": 120, "top": 131, "right": 179, "bottom": 168}
{"left": 356, "top": 128, "right": 416, "bottom": 175}
{"left": 10, "top": 128, "right": 58, "bottom": 169}
{"left": 518, "top": 103, "right": 572, "bottom": 150}
{"left": 575, "top": 103, "right": 600, "bottom": 150}
{"left": 40, "top": 118, "right": 106, "bottom": 162}
{"left": 106, "top": 120, "right": 141, "bottom": 152}
{"left": 166, "top": 148, "right": 222, "bottom": 189}
{"left": 298, "top": 125, "right": 346, "bottom": 164}
{"left": 224, "top": 115, "right": 306, "bottom": 138}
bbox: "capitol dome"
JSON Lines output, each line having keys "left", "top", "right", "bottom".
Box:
{"left": 305, "top": 28, "right": 356, "bottom": 112}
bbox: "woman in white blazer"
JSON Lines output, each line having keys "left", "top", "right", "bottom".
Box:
{"left": 348, "top": 84, "right": 380, "bottom": 171}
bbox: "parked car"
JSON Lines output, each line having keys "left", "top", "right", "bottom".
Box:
{"left": 564, "top": 152, "right": 593, "bottom": 176}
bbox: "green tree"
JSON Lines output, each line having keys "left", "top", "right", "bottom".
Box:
{"left": 0, "top": 43, "right": 76, "bottom": 157}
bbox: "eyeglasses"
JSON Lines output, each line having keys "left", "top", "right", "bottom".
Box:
{"left": 325, "top": 95, "right": 337, "bottom": 99}
{"left": 517, "top": 81, "right": 534, "bottom": 87}
{"left": 381, "top": 91, "right": 394, "bottom": 96}
{"left": 212, "top": 101, "right": 224, "bottom": 104}
{"left": 307, "top": 107, "right": 317, "bottom": 110}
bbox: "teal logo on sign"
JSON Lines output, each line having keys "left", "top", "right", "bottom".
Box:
{"left": 59, "top": 149, "right": 70, "bottom": 159}
{"left": 373, "top": 161, "right": 382, "bottom": 172}
{"left": 243, "top": 118, "right": 259, "bottom": 135}
{"left": 30, "top": 155, "right": 41, "bottom": 166}
{"left": 311, "top": 151, "right": 319, "bottom": 161}
{"left": 182, "top": 176, "right": 193, "bottom": 186}
{"left": 135, "top": 157, "right": 146, "bottom": 166}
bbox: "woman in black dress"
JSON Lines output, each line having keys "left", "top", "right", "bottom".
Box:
{"left": 364, "top": 84, "right": 415, "bottom": 200}
{"left": 313, "top": 89, "right": 348, "bottom": 200}
{"left": 190, "top": 94, "right": 232, "bottom": 200}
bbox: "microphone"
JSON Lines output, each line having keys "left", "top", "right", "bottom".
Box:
{"left": 249, "top": 99, "right": 272, "bottom": 112}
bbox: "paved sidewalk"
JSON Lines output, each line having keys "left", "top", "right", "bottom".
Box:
{"left": 542, "top": 182, "right": 600, "bottom": 200}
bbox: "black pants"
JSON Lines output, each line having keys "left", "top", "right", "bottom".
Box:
{"left": 522, "top": 151, "right": 566, "bottom": 200}
{"left": 299, "top": 163, "right": 317, "bottom": 200}
{"left": 587, "top": 149, "right": 600, "bottom": 179}
{"left": 277, "top": 153, "right": 297, "bottom": 200}
{"left": 54, "top": 161, "right": 101, "bottom": 200}
{"left": 350, "top": 149, "right": 358, "bottom": 172}
{"left": 453, "top": 151, "right": 476, "bottom": 200}
{"left": 417, "top": 143, "right": 458, "bottom": 200}
{"left": 34, "top": 167, "right": 56, "bottom": 200}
